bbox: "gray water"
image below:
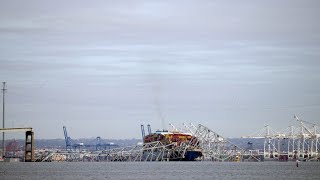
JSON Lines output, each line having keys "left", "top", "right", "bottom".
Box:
{"left": 0, "top": 161, "right": 319, "bottom": 180}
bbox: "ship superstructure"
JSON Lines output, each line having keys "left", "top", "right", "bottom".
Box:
{"left": 142, "top": 129, "right": 202, "bottom": 161}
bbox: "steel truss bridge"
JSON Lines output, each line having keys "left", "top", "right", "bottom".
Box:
{"left": 39, "top": 124, "right": 254, "bottom": 162}
{"left": 39, "top": 116, "right": 319, "bottom": 162}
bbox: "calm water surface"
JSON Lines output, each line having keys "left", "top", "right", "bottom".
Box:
{"left": 0, "top": 161, "right": 319, "bottom": 180}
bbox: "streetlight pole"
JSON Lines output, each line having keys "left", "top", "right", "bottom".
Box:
{"left": 2, "top": 82, "right": 6, "bottom": 157}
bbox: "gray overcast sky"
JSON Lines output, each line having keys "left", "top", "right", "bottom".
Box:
{"left": 1, "top": 0, "right": 320, "bottom": 139}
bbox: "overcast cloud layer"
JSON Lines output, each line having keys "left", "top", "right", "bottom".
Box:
{"left": 1, "top": 0, "right": 320, "bottom": 139}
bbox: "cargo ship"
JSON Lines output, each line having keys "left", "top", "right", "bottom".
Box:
{"left": 143, "top": 129, "right": 202, "bottom": 161}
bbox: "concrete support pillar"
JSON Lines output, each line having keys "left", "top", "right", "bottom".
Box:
{"left": 25, "top": 131, "right": 34, "bottom": 162}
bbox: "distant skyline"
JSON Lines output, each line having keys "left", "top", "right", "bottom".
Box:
{"left": 1, "top": 0, "right": 320, "bottom": 139}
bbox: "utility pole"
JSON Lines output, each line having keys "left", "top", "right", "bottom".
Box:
{"left": 2, "top": 82, "right": 6, "bottom": 157}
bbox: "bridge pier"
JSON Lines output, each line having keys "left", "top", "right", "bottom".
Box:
{"left": 25, "top": 130, "right": 34, "bottom": 162}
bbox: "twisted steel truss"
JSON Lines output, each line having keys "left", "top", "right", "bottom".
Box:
{"left": 40, "top": 124, "right": 253, "bottom": 162}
